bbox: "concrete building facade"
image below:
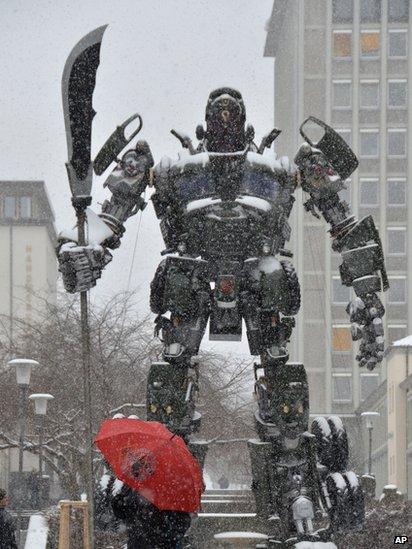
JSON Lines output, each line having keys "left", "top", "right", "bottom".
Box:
{"left": 0, "top": 180, "right": 57, "bottom": 343}
{"left": 264, "top": 0, "right": 411, "bottom": 420}
{"left": 0, "top": 180, "right": 57, "bottom": 492}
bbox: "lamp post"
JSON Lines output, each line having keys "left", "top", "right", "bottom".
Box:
{"left": 29, "top": 394, "right": 54, "bottom": 477}
{"left": 361, "top": 411, "right": 380, "bottom": 475}
{"left": 29, "top": 393, "right": 54, "bottom": 511}
{"left": 8, "top": 358, "right": 39, "bottom": 544}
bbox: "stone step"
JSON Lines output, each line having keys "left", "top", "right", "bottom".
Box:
{"left": 188, "top": 512, "right": 268, "bottom": 548}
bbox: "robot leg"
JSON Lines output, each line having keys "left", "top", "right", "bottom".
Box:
{"left": 147, "top": 256, "right": 210, "bottom": 447}
{"left": 250, "top": 357, "right": 320, "bottom": 542}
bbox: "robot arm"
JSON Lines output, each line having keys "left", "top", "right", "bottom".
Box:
{"left": 58, "top": 140, "right": 154, "bottom": 293}
{"left": 295, "top": 135, "right": 388, "bottom": 371}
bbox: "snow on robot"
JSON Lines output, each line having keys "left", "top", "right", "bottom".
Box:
{"left": 58, "top": 27, "right": 388, "bottom": 546}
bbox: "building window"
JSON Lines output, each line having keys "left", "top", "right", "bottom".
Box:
{"left": 332, "top": 325, "right": 352, "bottom": 352}
{"left": 336, "top": 128, "right": 352, "bottom": 146}
{"left": 387, "top": 227, "right": 406, "bottom": 255}
{"left": 332, "top": 374, "right": 352, "bottom": 403}
{"left": 388, "top": 0, "right": 409, "bottom": 23}
{"left": 388, "top": 276, "right": 407, "bottom": 304}
{"left": 360, "top": 80, "right": 379, "bottom": 108}
{"left": 332, "top": 276, "right": 350, "bottom": 304}
{"left": 387, "top": 324, "right": 407, "bottom": 345}
{"left": 387, "top": 178, "right": 406, "bottom": 206}
{"left": 360, "top": 0, "right": 381, "bottom": 22}
{"left": 332, "top": 0, "right": 353, "bottom": 23}
{"left": 359, "top": 178, "right": 379, "bottom": 206}
{"left": 339, "top": 181, "right": 351, "bottom": 205}
{"left": 360, "top": 373, "right": 379, "bottom": 401}
{"left": 388, "top": 30, "right": 408, "bottom": 58}
{"left": 20, "top": 196, "right": 32, "bottom": 218}
{"left": 332, "top": 80, "right": 352, "bottom": 109}
{"left": 4, "top": 196, "right": 16, "bottom": 218}
{"left": 333, "top": 31, "right": 352, "bottom": 59}
{"left": 359, "top": 129, "right": 379, "bottom": 158}
{"left": 387, "top": 129, "right": 407, "bottom": 157}
{"left": 360, "top": 30, "right": 380, "bottom": 58}
{"left": 388, "top": 79, "right": 407, "bottom": 108}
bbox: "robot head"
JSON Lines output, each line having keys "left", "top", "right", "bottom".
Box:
{"left": 203, "top": 87, "right": 246, "bottom": 152}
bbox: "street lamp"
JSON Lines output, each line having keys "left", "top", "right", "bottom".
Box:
{"left": 29, "top": 394, "right": 54, "bottom": 476}
{"left": 29, "top": 393, "right": 54, "bottom": 511}
{"left": 361, "top": 411, "right": 380, "bottom": 475}
{"left": 8, "top": 358, "right": 39, "bottom": 543}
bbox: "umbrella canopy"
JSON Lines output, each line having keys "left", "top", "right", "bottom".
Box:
{"left": 95, "top": 418, "right": 204, "bottom": 512}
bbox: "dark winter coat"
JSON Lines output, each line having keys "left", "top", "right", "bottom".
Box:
{"left": 111, "top": 483, "right": 191, "bottom": 549}
{"left": 0, "top": 508, "right": 18, "bottom": 549}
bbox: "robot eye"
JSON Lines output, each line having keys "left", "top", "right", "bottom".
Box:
{"left": 297, "top": 402, "right": 304, "bottom": 414}
{"left": 150, "top": 404, "right": 157, "bottom": 413}
{"left": 282, "top": 404, "right": 290, "bottom": 414}
{"left": 165, "top": 405, "right": 173, "bottom": 415}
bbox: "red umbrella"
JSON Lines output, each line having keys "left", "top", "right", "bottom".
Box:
{"left": 95, "top": 418, "right": 204, "bottom": 512}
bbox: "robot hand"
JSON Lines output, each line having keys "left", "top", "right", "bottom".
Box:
{"left": 347, "top": 294, "right": 385, "bottom": 370}
{"left": 295, "top": 143, "right": 344, "bottom": 197}
{"left": 58, "top": 241, "right": 112, "bottom": 293}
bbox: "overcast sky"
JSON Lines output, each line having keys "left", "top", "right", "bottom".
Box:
{"left": 0, "top": 0, "right": 274, "bottom": 354}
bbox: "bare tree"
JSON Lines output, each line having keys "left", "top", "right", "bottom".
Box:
{"left": 0, "top": 292, "right": 253, "bottom": 498}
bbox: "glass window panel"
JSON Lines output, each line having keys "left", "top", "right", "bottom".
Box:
{"left": 360, "top": 31, "right": 380, "bottom": 58}
{"left": 387, "top": 178, "right": 406, "bottom": 206}
{"left": 332, "top": 374, "right": 352, "bottom": 402}
{"left": 388, "top": 30, "right": 408, "bottom": 58}
{"left": 332, "top": 326, "right": 352, "bottom": 352}
{"left": 333, "top": 81, "right": 352, "bottom": 108}
{"left": 332, "top": 0, "right": 353, "bottom": 23}
{"left": 388, "top": 80, "right": 407, "bottom": 107}
{"left": 332, "top": 354, "right": 353, "bottom": 369}
{"left": 388, "top": 277, "right": 406, "bottom": 303}
{"left": 360, "top": 374, "right": 379, "bottom": 401}
{"left": 333, "top": 31, "right": 352, "bottom": 58}
{"left": 387, "top": 228, "right": 406, "bottom": 255}
{"left": 387, "top": 129, "right": 407, "bottom": 157}
{"left": 360, "top": 80, "right": 379, "bottom": 108}
{"left": 339, "top": 183, "right": 351, "bottom": 205}
{"left": 20, "top": 196, "right": 32, "bottom": 218}
{"left": 336, "top": 129, "right": 352, "bottom": 146}
{"left": 360, "top": 0, "right": 381, "bottom": 22}
{"left": 359, "top": 130, "right": 379, "bottom": 157}
{"left": 388, "top": 0, "right": 409, "bottom": 22}
{"left": 332, "top": 277, "right": 350, "bottom": 304}
{"left": 4, "top": 196, "right": 16, "bottom": 218}
{"left": 360, "top": 178, "right": 379, "bottom": 206}
{"left": 387, "top": 325, "right": 407, "bottom": 344}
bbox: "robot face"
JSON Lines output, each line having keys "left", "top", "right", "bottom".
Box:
{"left": 204, "top": 88, "right": 246, "bottom": 152}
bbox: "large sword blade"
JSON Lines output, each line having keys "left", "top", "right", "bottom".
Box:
{"left": 62, "top": 25, "right": 107, "bottom": 196}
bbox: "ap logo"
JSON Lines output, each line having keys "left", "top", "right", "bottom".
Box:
{"left": 394, "top": 536, "right": 408, "bottom": 544}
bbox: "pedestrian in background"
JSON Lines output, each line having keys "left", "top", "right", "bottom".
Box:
{"left": 0, "top": 489, "right": 18, "bottom": 549}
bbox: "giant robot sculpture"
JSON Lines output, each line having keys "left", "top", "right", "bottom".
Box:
{"left": 59, "top": 30, "right": 387, "bottom": 548}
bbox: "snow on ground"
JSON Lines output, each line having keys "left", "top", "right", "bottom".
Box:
{"left": 294, "top": 543, "right": 337, "bottom": 549}
{"left": 24, "top": 514, "right": 48, "bottom": 549}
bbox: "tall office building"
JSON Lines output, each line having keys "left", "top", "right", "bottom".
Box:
{"left": 0, "top": 180, "right": 57, "bottom": 490}
{"left": 264, "top": 0, "right": 411, "bottom": 420}
{"left": 0, "top": 180, "right": 57, "bottom": 343}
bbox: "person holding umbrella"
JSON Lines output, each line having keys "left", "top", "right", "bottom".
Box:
{"left": 95, "top": 415, "right": 203, "bottom": 548}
